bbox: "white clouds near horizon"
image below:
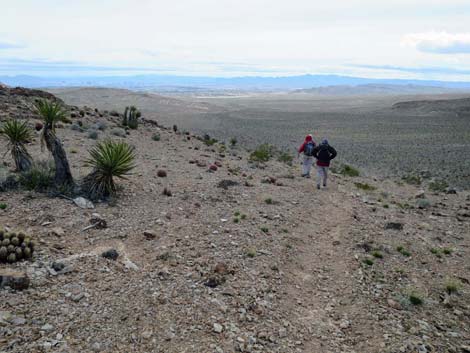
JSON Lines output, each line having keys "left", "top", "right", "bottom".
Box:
{"left": 0, "top": 0, "right": 469, "bottom": 79}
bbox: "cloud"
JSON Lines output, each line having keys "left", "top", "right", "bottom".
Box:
{"left": 402, "top": 32, "right": 470, "bottom": 54}
{"left": 351, "top": 64, "right": 470, "bottom": 75}
{"left": 0, "top": 41, "right": 23, "bottom": 50}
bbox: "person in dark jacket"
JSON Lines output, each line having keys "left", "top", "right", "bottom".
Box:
{"left": 312, "top": 139, "right": 337, "bottom": 189}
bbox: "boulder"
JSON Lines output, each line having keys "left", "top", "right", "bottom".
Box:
{"left": 0, "top": 269, "right": 30, "bottom": 290}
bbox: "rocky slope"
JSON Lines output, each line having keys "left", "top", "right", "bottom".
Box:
{"left": 0, "top": 86, "right": 469, "bottom": 353}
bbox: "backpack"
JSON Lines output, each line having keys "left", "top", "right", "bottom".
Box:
{"left": 317, "top": 144, "right": 331, "bottom": 161}
{"left": 304, "top": 142, "right": 315, "bottom": 156}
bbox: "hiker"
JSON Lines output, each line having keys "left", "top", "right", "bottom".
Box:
{"left": 312, "top": 139, "right": 337, "bottom": 189}
{"left": 297, "top": 134, "right": 316, "bottom": 178}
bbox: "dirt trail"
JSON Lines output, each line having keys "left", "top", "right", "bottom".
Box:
{"left": 280, "top": 181, "right": 381, "bottom": 352}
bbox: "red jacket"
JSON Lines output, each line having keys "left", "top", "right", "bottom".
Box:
{"left": 298, "top": 135, "right": 316, "bottom": 154}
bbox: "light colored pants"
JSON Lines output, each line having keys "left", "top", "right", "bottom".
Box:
{"left": 302, "top": 156, "right": 313, "bottom": 176}
{"left": 317, "top": 166, "right": 328, "bottom": 186}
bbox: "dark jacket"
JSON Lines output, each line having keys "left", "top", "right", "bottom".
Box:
{"left": 312, "top": 144, "right": 337, "bottom": 167}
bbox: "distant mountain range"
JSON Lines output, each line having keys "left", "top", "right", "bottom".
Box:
{"left": 2, "top": 74, "right": 470, "bottom": 93}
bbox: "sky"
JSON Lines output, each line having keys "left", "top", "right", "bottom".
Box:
{"left": 1, "top": 0, "right": 470, "bottom": 80}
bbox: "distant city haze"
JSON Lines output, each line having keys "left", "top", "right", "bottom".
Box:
{"left": 1, "top": 0, "right": 470, "bottom": 82}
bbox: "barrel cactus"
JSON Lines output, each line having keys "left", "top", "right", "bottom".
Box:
{"left": 0, "top": 228, "right": 35, "bottom": 263}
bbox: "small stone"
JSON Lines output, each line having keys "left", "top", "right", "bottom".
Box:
{"left": 73, "top": 197, "right": 94, "bottom": 209}
{"left": 11, "top": 317, "right": 26, "bottom": 325}
{"left": 49, "top": 227, "right": 65, "bottom": 237}
{"left": 209, "top": 164, "right": 218, "bottom": 172}
{"left": 72, "top": 293, "right": 85, "bottom": 302}
{"left": 101, "top": 249, "right": 119, "bottom": 260}
{"left": 0, "top": 269, "right": 30, "bottom": 290}
{"left": 91, "top": 342, "right": 102, "bottom": 352}
{"left": 213, "top": 323, "right": 223, "bottom": 333}
{"left": 41, "top": 323, "right": 54, "bottom": 331}
{"left": 51, "top": 261, "right": 65, "bottom": 272}
{"left": 143, "top": 230, "right": 156, "bottom": 239}
{"left": 387, "top": 299, "right": 402, "bottom": 310}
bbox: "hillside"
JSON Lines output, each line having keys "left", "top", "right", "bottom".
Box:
{"left": 393, "top": 97, "right": 470, "bottom": 114}
{"left": 0, "top": 86, "right": 469, "bottom": 353}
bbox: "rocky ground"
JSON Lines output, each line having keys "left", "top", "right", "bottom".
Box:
{"left": 0, "top": 86, "right": 469, "bottom": 353}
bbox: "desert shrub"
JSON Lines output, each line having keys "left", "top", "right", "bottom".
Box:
{"left": 79, "top": 110, "right": 85, "bottom": 117}
{"left": 246, "top": 248, "right": 257, "bottom": 258}
{"left": 0, "top": 120, "right": 33, "bottom": 172}
{"left": 230, "top": 137, "right": 237, "bottom": 146}
{"left": 87, "top": 130, "right": 99, "bottom": 140}
{"left": 265, "top": 197, "right": 273, "bottom": 204}
{"left": 203, "top": 134, "right": 218, "bottom": 146}
{"left": 152, "top": 133, "right": 161, "bottom": 141}
{"left": 396, "top": 246, "right": 411, "bottom": 257}
{"left": 363, "top": 258, "right": 374, "bottom": 266}
{"left": 260, "top": 227, "right": 269, "bottom": 233}
{"left": 445, "top": 279, "right": 461, "bottom": 294}
{"left": 278, "top": 151, "right": 293, "bottom": 165}
{"left": 339, "top": 164, "right": 360, "bottom": 177}
{"left": 402, "top": 174, "right": 422, "bottom": 185}
{"left": 233, "top": 217, "right": 239, "bottom": 223}
{"left": 122, "top": 106, "right": 140, "bottom": 129}
{"left": 111, "top": 128, "right": 127, "bottom": 138}
{"left": 354, "top": 182, "right": 376, "bottom": 191}
{"left": 372, "top": 250, "right": 383, "bottom": 259}
{"left": 442, "top": 247, "right": 453, "bottom": 255}
{"left": 409, "top": 292, "right": 424, "bottom": 305}
{"left": 83, "top": 139, "right": 136, "bottom": 199}
{"left": 250, "top": 144, "right": 274, "bottom": 162}
{"left": 19, "top": 161, "right": 55, "bottom": 191}
{"left": 71, "top": 123, "right": 84, "bottom": 132}
{"left": 173, "top": 124, "right": 178, "bottom": 132}
{"left": 428, "top": 179, "right": 448, "bottom": 193}
{"left": 0, "top": 203, "right": 6, "bottom": 210}
{"left": 92, "top": 121, "right": 107, "bottom": 131}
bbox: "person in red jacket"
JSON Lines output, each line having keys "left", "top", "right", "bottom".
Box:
{"left": 297, "top": 134, "right": 316, "bottom": 178}
{"left": 312, "top": 139, "right": 337, "bottom": 189}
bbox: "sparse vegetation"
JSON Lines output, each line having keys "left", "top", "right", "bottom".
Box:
{"left": 0, "top": 120, "right": 33, "bottom": 172}
{"left": 0, "top": 203, "right": 6, "bottom": 210}
{"left": 372, "top": 250, "right": 383, "bottom": 259}
{"left": 397, "top": 246, "right": 411, "bottom": 257}
{"left": 278, "top": 151, "right": 293, "bottom": 165}
{"left": 83, "top": 139, "right": 136, "bottom": 199}
{"left": 409, "top": 292, "right": 424, "bottom": 305}
{"left": 111, "top": 127, "right": 127, "bottom": 138}
{"left": 363, "top": 258, "right": 374, "bottom": 266}
{"left": 260, "top": 227, "right": 269, "bottom": 233}
{"left": 265, "top": 197, "right": 273, "bottom": 204}
{"left": 203, "top": 134, "right": 218, "bottom": 146}
{"left": 18, "top": 161, "right": 55, "bottom": 191}
{"left": 354, "top": 182, "right": 376, "bottom": 191}
{"left": 442, "top": 247, "right": 453, "bottom": 255}
{"left": 230, "top": 137, "right": 237, "bottom": 146}
{"left": 249, "top": 144, "right": 274, "bottom": 162}
{"left": 428, "top": 179, "right": 448, "bottom": 193}
{"left": 87, "top": 130, "right": 99, "bottom": 140}
{"left": 246, "top": 248, "right": 257, "bottom": 258}
{"left": 402, "top": 174, "right": 422, "bottom": 185}
{"left": 339, "top": 164, "right": 360, "bottom": 177}
{"left": 152, "top": 133, "right": 161, "bottom": 141}
{"left": 445, "top": 279, "right": 461, "bottom": 294}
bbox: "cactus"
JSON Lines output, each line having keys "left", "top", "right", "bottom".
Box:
{"left": 0, "top": 246, "right": 7, "bottom": 260}
{"left": 122, "top": 106, "right": 140, "bottom": 129}
{"left": 7, "top": 253, "right": 16, "bottom": 263}
{"left": 23, "top": 247, "right": 32, "bottom": 259}
{"left": 0, "top": 229, "right": 35, "bottom": 263}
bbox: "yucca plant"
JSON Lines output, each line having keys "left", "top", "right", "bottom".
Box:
{"left": 83, "top": 139, "right": 136, "bottom": 199}
{"left": 34, "top": 99, "right": 74, "bottom": 186}
{"left": 0, "top": 120, "right": 33, "bottom": 172}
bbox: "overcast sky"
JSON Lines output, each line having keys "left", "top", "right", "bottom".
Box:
{"left": 1, "top": 0, "right": 470, "bottom": 80}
